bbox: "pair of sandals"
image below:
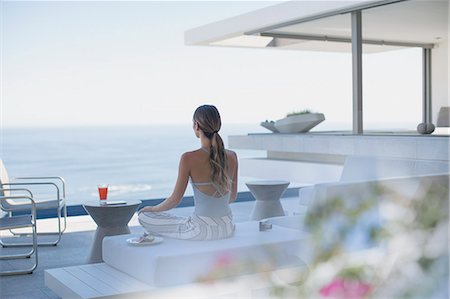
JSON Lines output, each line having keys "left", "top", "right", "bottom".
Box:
{"left": 135, "top": 232, "right": 155, "bottom": 244}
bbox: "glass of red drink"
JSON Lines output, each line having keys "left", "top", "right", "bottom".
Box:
{"left": 98, "top": 184, "right": 109, "bottom": 205}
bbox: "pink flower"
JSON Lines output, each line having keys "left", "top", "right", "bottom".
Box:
{"left": 214, "top": 253, "right": 234, "bottom": 267}
{"left": 320, "top": 278, "right": 371, "bottom": 299}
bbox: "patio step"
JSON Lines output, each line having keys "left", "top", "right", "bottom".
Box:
{"left": 45, "top": 263, "right": 152, "bottom": 299}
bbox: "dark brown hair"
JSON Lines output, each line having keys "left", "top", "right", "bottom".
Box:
{"left": 193, "top": 105, "right": 231, "bottom": 192}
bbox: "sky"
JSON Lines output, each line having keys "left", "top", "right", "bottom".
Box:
{"left": 1, "top": 0, "right": 424, "bottom": 130}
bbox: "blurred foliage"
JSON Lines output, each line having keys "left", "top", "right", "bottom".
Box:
{"left": 299, "top": 176, "right": 449, "bottom": 299}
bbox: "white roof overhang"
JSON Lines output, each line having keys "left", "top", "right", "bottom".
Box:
{"left": 185, "top": 0, "right": 448, "bottom": 53}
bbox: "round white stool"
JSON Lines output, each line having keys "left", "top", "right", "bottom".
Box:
{"left": 246, "top": 180, "right": 290, "bottom": 221}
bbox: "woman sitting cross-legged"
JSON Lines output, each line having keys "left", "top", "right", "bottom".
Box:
{"left": 138, "top": 105, "right": 238, "bottom": 240}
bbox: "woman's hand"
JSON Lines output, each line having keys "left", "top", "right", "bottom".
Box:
{"left": 138, "top": 206, "right": 156, "bottom": 214}
{"left": 138, "top": 154, "right": 189, "bottom": 215}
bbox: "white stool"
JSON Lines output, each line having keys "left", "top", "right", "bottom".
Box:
{"left": 246, "top": 180, "right": 290, "bottom": 221}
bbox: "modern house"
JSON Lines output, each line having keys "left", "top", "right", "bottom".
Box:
{"left": 186, "top": 0, "right": 449, "bottom": 185}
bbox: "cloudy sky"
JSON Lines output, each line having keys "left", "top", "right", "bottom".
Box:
{"left": 2, "top": 0, "right": 422, "bottom": 129}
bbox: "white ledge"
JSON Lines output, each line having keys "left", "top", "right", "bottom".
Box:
{"left": 229, "top": 133, "right": 449, "bottom": 161}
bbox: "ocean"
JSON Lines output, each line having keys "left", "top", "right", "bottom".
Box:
{"left": 1, "top": 124, "right": 267, "bottom": 205}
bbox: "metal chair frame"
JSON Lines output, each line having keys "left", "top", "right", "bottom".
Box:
{"left": 0, "top": 188, "right": 38, "bottom": 275}
{"left": 0, "top": 177, "right": 67, "bottom": 247}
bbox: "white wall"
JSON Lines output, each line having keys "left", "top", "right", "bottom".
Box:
{"left": 433, "top": 39, "right": 449, "bottom": 123}
{"left": 434, "top": 0, "right": 449, "bottom": 123}
{"left": 448, "top": 0, "right": 450, "bottom": 119}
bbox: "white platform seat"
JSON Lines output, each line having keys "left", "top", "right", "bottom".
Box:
{"left": 264, "top": 215, "right": 305, "bottom": 231}
{"left": 102, "top": 221, "right": 306, "bottom": 287}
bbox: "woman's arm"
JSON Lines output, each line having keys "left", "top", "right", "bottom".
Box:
{"left": 140, "top": 153, "right": 190, "bottom": 213}
{"left": 229, "top": 151, "right": 238, "bottom": 203}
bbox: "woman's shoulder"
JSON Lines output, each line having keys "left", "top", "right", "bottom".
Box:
{"left": 180, "top": 149, "right": 204, "bottom": 162}
{"left": 226, "top": 149, "right": 237, "bottom": 155}
{"left": 225, "top": 149, "right": 238, "bottom": 161}
{"left": 181, "top": 150, "right": 197, "bottom": 159}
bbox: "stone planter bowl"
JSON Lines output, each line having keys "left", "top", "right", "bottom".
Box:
{"left": 274, "top": 113, "right": 325, "bottom": 133}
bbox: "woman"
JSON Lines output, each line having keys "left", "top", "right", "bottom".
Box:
{"left": 138, "top": 105, "right": 238, "bottom": 240}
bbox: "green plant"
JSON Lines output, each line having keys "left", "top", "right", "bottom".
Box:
{"left": 286, "top": 109, "right": 313, "bottom": 117}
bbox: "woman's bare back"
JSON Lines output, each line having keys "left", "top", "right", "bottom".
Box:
{"left": 188, "top": 149, "right": 238, "bottom": 197}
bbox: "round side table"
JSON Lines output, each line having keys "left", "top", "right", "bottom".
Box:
{"left": 246, "top": 180, "right": 290, "bottom": 221}
{"left": 83, "top": 200, "right": 141, "bottom": 263}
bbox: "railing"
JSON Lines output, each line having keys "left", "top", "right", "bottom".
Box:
{"left": 12, "top": 188, "right": 300, "bottom": 219}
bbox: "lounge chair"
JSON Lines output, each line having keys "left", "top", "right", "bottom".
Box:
{"left": 0, "top": 188, "right": 38, "bottom": 275}
{"left": 0, "top": 159, "right": 67, "bottom": 246}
